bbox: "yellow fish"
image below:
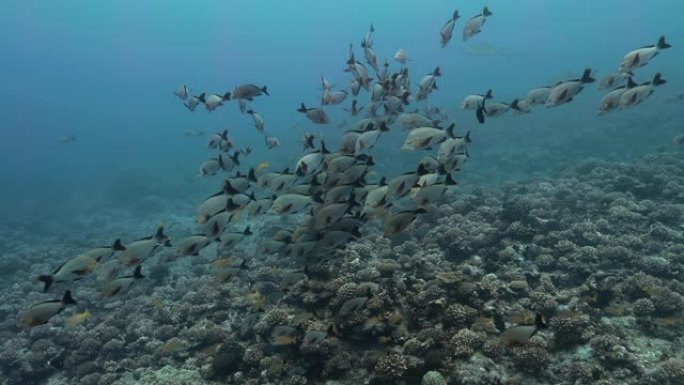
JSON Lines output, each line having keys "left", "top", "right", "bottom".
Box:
{"left": 257, "top": 161, "right": 269, "bottom": 171}
{"left": 210, "top": 258, "right": 234, "bottom": 269}
{"left": 66, "top": 309, "right": 91, "bottom": 328}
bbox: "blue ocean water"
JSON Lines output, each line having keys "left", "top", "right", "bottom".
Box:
{"left": 1, "top": 0, "right": 681, "bottom": 224}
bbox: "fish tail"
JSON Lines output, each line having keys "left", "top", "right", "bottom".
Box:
{"left": 581, "top": 68, "right": 596, "bottom": 84}
{"left": 657, "top": 35, "right": 671, "bottom": 49}
{"left": 38, "top": 275, "right": 54, "bottom": 292}
{"left": 62, "top": 290, "right": 77, "bottom": 305}
{"left": 483, "top": 6, "right": 493, "bottom": 16}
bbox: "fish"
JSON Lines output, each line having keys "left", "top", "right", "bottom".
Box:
{"left": 203, "top": 210, "right": 235, "bottom": 239}
{"left": 463, "top": 6, "right": 493, "bottom": 41}
{"left": 362, "top": 38, "right": 379, "bottom": 72}
{"left": 339, "top": 296, "right": 368, "bottom": 316}
{"left": 402, "top": 123, "right": 456, "bottom": 152}
{"left": 310, "top": 199, "right": 356, "bottom": 231}
{"left": 184, "top": 95, "right": 201, "bottom": 111}
{"left": 349, "top": 78, "right": 361, "bottom": 97}
{"left": 499, "top": 313, "right": 548, "bottom": 346}
{"left": 546, "top": 68, "right": 595, "bottom": 107}
{"left": 619, "top": 36, "right": 671, "bottom": 72}
{"left": 321, "top": 75, "right": 334, "bottom": 91}
{"left": 316, "top": 230, "right": 359, "bottom": 250}
{"left": 199, "top": 158, "right": 222, "bottom": 177}
{"left": 476, "top": 98, "right": 487, "bottom": 124}
{"left": 598, "top": 71, "right": 633, "bottom": 91}
{"left": 247, "top": 110, "right": 266, "bottom": 133}
{"left": 219, "top": 226, "right": 253, "bottom": 247}
{"left": 270, "top": 325, "right": 299, "bottom": 346}
{"left": 323, "top": 89, "right": 348, "bottom": 106}
{"left": 224, "top": 170, "right": 257, "bottom": 194}
{"left": 300, "top": 330, "right": 327, "bottom": 351}
{"left": 173, "top": 84, "right": 189, "bottom": 100}
{"left": 159, "top": 338, "right": 187, "bottom": 354}
{"left": 619, "top": 73, "right": 666, "bottom": 109}
{"left": 297, "top": 103, "right": 330, "bottom": 124}
{"left": 526, "top": 87, "right": 551, "bottom": 107}
{"left": 397, "top": 112, "right": 439, "bottom": 131}
{"left": 598, "top": 85, "right": 630, "bottom": 115}
{"left": 355, "top": 122, "right": 389, "bottom": 155}
{"left": 384, "top": 208, "right": 427, "bottom": 236}
{"left": 362, "top": 24, "right": 375, "bottom": 49}
{"left": 413, "top": 173, "right": 457, "bottom": 206}
{"left": 257, "top": 161, "right": 269, "bottom": 172}
{"left": 388, "top": 166, "right": 427, "bottom": 200}
{"left": 484, "top": 100, "right": 517, "bottom": 117}
{"left": 219, "top": 152, "right": 241, "bottom": 172}
{"left": 511, "top": 98, "right": 531, "bottom": 115}
{"left": 119, "top": 226, "right": 170, "bottom": 265}
{"left": 440, "top": 10, "right": 460, "bottom": 48}
{"left": 176, "top": 235, "right": 212, "bottom": 256}
{"left": 58, "top": 134, "right": 77, "bottom": 144}
{"left": 66, "top": 309, "right": 91, "bottom": 328}
{"left": 393, "top": 48, "right": 410, "bottom": 64}
{"left": 265, "top": 135, "right": 281, "bottom": 149}
{"left": 232, "top": 84, "right": 269, "bottom": 101}
{"left": 271, "top": 193, "right": 323, "bottom": 215}
{"left": 198, "top": 92, "right": 231, "bottom": 111}
{"left": 18, "top": 290, "right": 77, "bottom": 328}
{"left": 343, "top": 99, "right": 364, "bottom": 117}
{"left": 101, "top": 265, "right": 145, "bottom": 297}
{"left": 207, "top": 130, "right": 228, "bottom": 149}
{"left": 197, "top": 192, "right": 231, "bottom": 224}
{"left": 416, "top": 66, "right": 441, "bottom": 100}
{"left": 463, "top": 42, "right": 509, "bottom": 58}
{"left": 38, "top": 249, "right": 110, "bottom": 292}
{"left": 437, "top": 132, "right": 471, "bottom": 163}
{"left": 460, "top": 89, "right": 493, "bottom": 110}
{"left": 295, "top": 142, "right": 329, "bottom": 176}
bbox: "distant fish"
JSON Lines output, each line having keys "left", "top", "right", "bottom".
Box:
{"left": 173, "top": 84, "right": 189, "bottom": 100}
{"left": 101, "top": 265, "right": 145, "bottom": 297}
{"left": 207, "top": 130, "right": 228, "bottom": 149}
{"left": 322, "top": 89, "right": 348, "bottom": 106}
{"left": 184, "top": 95, "right": 201, "bottom": 111}
{"left": 58, "top": 134, "right": 77, "bottom": 144}
{"left": 297, "top": 103, "right": 330, "bottom": 124}
{"left": 463, "top": 6, "right": 493, "bottom": 41}
{"left": 18, "top": 290, "right": 77, "bottom": 328}
{"left": 384, "top": 208, "right": 427, "bottom": 236}
{"left": 219, "top": 226, "right": 253, "bottom": 247}
{"left": 198, "top": 92, "right": 231, "bottom": 111}
{"left": 460, "top": 89, "right": 493, "bottom": 110}
{"left": 619, "top": 35, "right": 671, "bottom": 72}
{"left": 265, "top": 135, "right": 281, "bottom": 149}
{"left": 402, "top": 123, "right": 456, "bottom": 152}
{"left": 362, "top": 24, "right": 375, "bottom": 49}
{"left": 175, "top": 234, "right": 211, "bottom": 256}
{"left": 484, "top": 99, "right": 519, "bottom": 117}
{"left": 546, "top": 68, "right": 595, "bottom": 107}
{"left": 598, "top": 71, "right": 633, "bottom": 91}
{"left": 499, "top": 313, "right": 548, "bottom": 346}
{"left": 619, "top": 73, "right": 666, "bottom": 109}
{"left": 463, "top": 42, "right": 508, "bottom": 58}
{"left": 271, "top": 193, "right": 323, "bottom": 215}
{"left": 525, "top": 87, "right": 551, "bottom": 107}
{"left": 393, "top": 48, "right": 410, "bottom": 64}
{"left": 343, "top": 99, "right": 364, "bottom": 117}
{"left": 199, "top": 158, "right": 222, "bottom": 177}
{"left": 232, "top": 84, "right": 269, "bottom": 101}
{"left": 66, "top": 309, "right": 91, "bottom": 328}
{"left": 599, "top": 85, "right": 630, "bottom": 115}
{"left": 119, "top": 226, "right": 170, "bottom": 265}
{"left": 247, "top": 110, "right": 266, "bottom": 133}
{"left": 440, "top": 10, "right": 460, "bottom": 48}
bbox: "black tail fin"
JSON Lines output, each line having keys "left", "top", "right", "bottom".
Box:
{"left": 652, "top": 73, "right": 666, "bottom": 86}
{"left": 231, "top": 151, "right": 241, "bottom": 166}
{"left": 320, "top": 139, "right": 330, "bottom": 154}
{"left": 154, "top": 226, "right": 168, "bottom": 242}
{"left": 246, "top": 109, "right": 254, "bottom": 115}
{"left": 62, "top": 290, "right": 77, "bottom": 305}
{"left": 133, "top": 265, "right": 145, "bottom": 279}
{"left": 247, "top": 168, "right": 257, "bottom": 182}
{"left": 445, "top": 123, "right": 456, "bottom": 138}
{"left": 627, "top": 77, "right": 637, "bottom": 88}
{"left": 38, "top": 275, "right": 53, "bottom": 292}
{"left": 581, "top": 68, "right": 595, "bottom": 84}
{"left": 311, "top": 191, "right": 325, "bottom": 204}
{"left": 510, "top": 98, "right": 520, "bottom": 111}
{"left": 222, "top": 92, "right": 231, "bottom": 101}
{"left": 378, "top": 121, "right": 390, "bottom": 132}
{"left": 484, "top": 89, "right": 493, "bottom": 99}
{"left": 297, "top": 103, "right": 307, "bottom": 113}
{"left": 417, "top": 163, "right": 429, "bottom": 175}
{"left": 112, "top": 239, "right": 126, "bottom": 251}
{"left": 444, "top": 173, "right": 458, "bottom": 186}
{"left": 483, "top": 6, "right": 493, "bottom": 16}
{"left": 657, "top": 35, "right": 671, "bottom": 49}
{"left": 534, "top": 313, "right": 548, "bottom": 329}
{"left": 243, "top": 226, "right": 253, "bottom": 236}
{"left": 366, "top": 156, "right": 375, "bottom": 166}
{"left": 463, "top": 130, "right": 472, "bottom": 144}
{"left": 261, "top": 86, "right": 269, "bottom": 96}
{"left": 378, "top": 176, "right": 387, "bottom": 186}
{"left": 197, "top": 93, "right": 206, "bottom": 103}
{"left": 433, "top": 66, "right": 442, "bottom": 77}
{"left": 452, "top": 9, "right": 460, "bottom": 20}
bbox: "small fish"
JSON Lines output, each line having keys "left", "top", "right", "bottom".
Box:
{"left": 413, "top": 173, "right": 457, "bottom": 206}
{"left": 184, "top": 95, "right": 201, "bottom": 111}
{"left": 219, "top": 151, "right": 241, "bottom": 172}
{"left": 18, "top": 290, "right": 77, "bottom": 328}
{"left": 599, "top": 85, "right": 629, "bottom": 115}
{"left": 339, "top": 296, "right": 368, "bottom": 316}
{"left": 460, "top": 89, "right": 493, "bottom": 110}
{"left": 394, "top": 48, "right": 410, "bottom": 64}
{"left": 525, "top": 87, "right": 551, "bottom": 107}
{"left": 440, "top": 10, "right": 460, "bottom": 48}
{"left": 350, "top": 78, "right": 361, "bottom": 96}
{"left": 476, "top": 99, "right": 487, "bottom": 124}
{"left": 101, "top": 265, "right": 145, "bottom": 297}
{"left": 219, "top": 226, "right": 253, "bottom": 247}
{"left": 197, "top": 192, "right": 231, "bottom": 224}
{"left": 384, "top": 208, "right": 427, "bottom": 236}
{"left": 247, "top": 110, "right": 266, "bottom": 133}
{"left": 173, "top": 84, "right": 189, "bottom": 100}
{"left": 499, "top": 313, "right": 548, "bottom": 346}
{"left": 619, "top": 35, "right": 671, "bottom": 72}
{"left": 321, "top": 75, "right": 334, "bottom": 91}
{"left": 297, "top": 103, "right": 330, "bottom": 124}
{"left": 207, "top": 130, "right": 228, "bottom": 149}
{"left": 463, "top": 6, "right": 493, "bottom": 41}
{"left": 402, "top": 123, "right": 456, "bottom": 152}
{"left": 388, "top": 166, "right": 427, "bottom": 200}
{"left": 270, "top": 325, "right": 299, "bottom": 346}
{"left": 198, "top": 92, "right": 231, "bottom": 111}
{"left": 176, "top": 235, "right": 212, "bottom": 256}
{"left": 265, "top": 135, "right": 281, "bottom": 149}
{"left": 362, "top": 38, "right": 379, "bottom": 72}
{"left": 58, "top": 134, "right": 77, "bottom": 144}
{"left": 38, "top": 247, "right": 112, "bottom": 292}
{"left": 484, "top": 100, "right": 516, "bottom": 117}
{"left": 397, "top": 112, "right": 439, "bottom": 131}
{"left": 619, "top": 73, "right": 666, "bottom": 109}
{"left": 66, "top": 309, "right": 91, "bottom": 328}
{"left": 672, "top": 134, "right": 684, "bottom": 146}
{"left": 160, "top": 338, "right": 187, "bottom": 354}
{"left": 257, "top": 161, "right": 270, "bottom": 171}
{"left": 362, "top": 24, "right": 375, "bottom": 49}
{"left": 598, "top": 71, "right": 633, "bottom": 91}
{"left": 343, "top": 99, "right": 364, "bottom": 117}
{"left": 199, "top": 158, "right": 222, "bottom": 177}
{"left": 271, "top": 193, "right": 323, "bottom": 215}
{"left": 232, "top": 84, "right": 269, "bottom": 101}
{"left": 355, "top": 122, "right": 389, "bottom": 154}
{"left": 119, "top": 226, "right": 170, "bottom": 265}
{"left": 203, "top": 210, "right": 234, "bottom": 239}
{"left": 295, "top": 142, "right": 330, "bottom": 176}
{"left": 323, "top": 89, "right": 348, "bottom": 106}
{"left": 437, "top": 132, "right": 471, "bottom": 163}
{"left": 546, "top": 68, "right": 595, "bottom": 107}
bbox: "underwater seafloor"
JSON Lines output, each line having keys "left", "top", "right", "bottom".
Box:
{"left": 1, "top": 152, "right": 684, "bottom": 385}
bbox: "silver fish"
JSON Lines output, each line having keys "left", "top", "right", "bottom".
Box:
{"left": 463, "top": 6, "right": 493, "bottom": 41}
{"left": 440, "top": 10, "right": 460, "bottom": 48}
{"left": 619, "top": 36, "right": 671, "bottom": 72}
{"left": 297, "top": 103, "right": 329, "bottom": 124}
